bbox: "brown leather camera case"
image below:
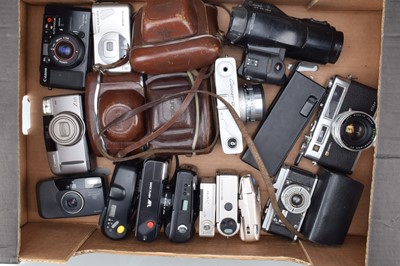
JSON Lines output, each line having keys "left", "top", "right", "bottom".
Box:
{"left": 145, "top": 73, "right": 217, "bottom": 153}
{"left": 130, "top": 0, "right": 222, "bottom": 74}
{"left": 85, "top": 72, "right": 146, "bottom": 157}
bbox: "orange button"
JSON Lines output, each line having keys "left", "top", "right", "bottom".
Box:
{"left": 146, "top": 221, "right": 155, "bottom": 229}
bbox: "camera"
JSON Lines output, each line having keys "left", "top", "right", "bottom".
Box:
{"left": 238, "top": 174, "right": 261, "bottom": 242}
{"left": 216, "top": 173, "right": 240, "bottom": 237}
{"left": 262, "top": 166, "right": 317, "bottom": 240}
{"left": 99, "top": 161, "right": 142, "bottom": 240}
{"left": 92, "top": 3, "right": 132, "bottom": 73}
{"left": 214, "top": 57, "right": 265, "bottom": 154}
{"left": 135, "top": 159, "right": 170, "bottom": 242}
{"left": 42, "top": 94, "right": 93, "bottom": 175}
{"left": 226, "top": 1, "right": 344, "bottom": 84}
{"left": 164, "top": 168, "right": 199, "bottom": 243}
{"left": 199, "top": 180, "right": 216, "bottom": 237}
{"left": 297, "top": 76, "right": 378, "bottom": 173}
{"left": 40, "top": 5, "right": 92, "bottom": 90}
{"left": 37, "top": 176, "right": 106, "bottom": 219}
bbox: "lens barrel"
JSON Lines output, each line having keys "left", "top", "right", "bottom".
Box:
{"left": 238, "top": 84, "right": 265, "bottom": 122}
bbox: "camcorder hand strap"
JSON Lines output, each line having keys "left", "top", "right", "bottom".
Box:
{"left": 96, "top": 87, "right": 306, "bottom": 241}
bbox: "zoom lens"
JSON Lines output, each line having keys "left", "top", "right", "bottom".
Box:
{"left": 331, "top": 110, "right": 376, "bottom": 151}
{"left": 61, "top": 191, "right": 84, "bottom": 214}
{"left": 48, "top": 33, "right": 85, "bottom": 68}
{"left": 238, "top": 84, "right": 265, "bottom": 122}
{"left": 49, "top": 112, "right": 85, "bottom": 146}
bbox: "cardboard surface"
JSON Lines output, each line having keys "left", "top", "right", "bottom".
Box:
{"left": 367, "top": 0, "right": 400, "bottom": 264}
{"left": 3, "top": 0, "right": 390, "bottom": 264}
{"left": 0, "top": 0, "right": 20, "bottom": 263}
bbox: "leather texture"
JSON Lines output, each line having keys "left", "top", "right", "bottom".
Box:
{"left": 130, "top": 0, "right": 222, "bottom": 74}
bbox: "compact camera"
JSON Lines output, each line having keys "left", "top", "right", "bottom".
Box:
{"left": 238, "top": 174, "right": 261, "bottom": 242}
{"left": 135, "top": 159, "right": 170, "bottom": 242}
{"left": 216, "top": 173, "right": 240, "bottom": 237}
{"left": 262, "top": 166, "right": 317, "bottom": 240}
{"left": 214, "top": 57, "right": 265, "bottom": 154}
{"left": 226, "top": 1, "right": 343, "bottom": 84}
{"left": 297, "top": 76, "right": 378, "bottom": 173}
{"left": 42, "top": 94, "right": 93, "bottom": 175}
{"left": 199, "top": 180, "right": 216, "bottom": 237}
{"left": 92, "top": 3, "right": 132, "bottom": 73}
{"left": 40, "top": 5, "right": 92, "bottom": 90}
{"left": 164, "top": 168, "right": 199, "bottom": 243}
{"left": 99, "top": 161, "right": 142, "bottom": 240}
{"left": 37, "top": 176, "right": 106, "bottom": 219}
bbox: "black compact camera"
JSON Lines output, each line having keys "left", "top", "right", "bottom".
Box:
{"left": 37, "top": 176, "right": 106, "bottom": 219}
{"left": 40, "top": 5, "right": 92, "bottom": 90}
{"left": 297, "top": 76, "right": 378, "bottom": 174}
{"left": 135, "top": 159, "right": 170, "bottom": 242}
{"left": 226, "top": 1, "right": 344, "bottom": 84}
{"left": 262, "top": 166, "right": 318, "bottom": 240}
{"left": 164, "top": 168, "right": 199, "bottom": 243}
{"left": 99, "top": 161, "right": 142, "bottom": 240}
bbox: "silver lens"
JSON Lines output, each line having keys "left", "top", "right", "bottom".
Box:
{"left": 331, "top": 110, "right": 376, "bottom": 151}
{"left": 238, "top": 84, "right": 265, "bottom": 122}
{"left": 281, "top": 185, "right": 311, "bottom": 214}
{"left": 49, "top": 112, "right": 85, "bottom": 146}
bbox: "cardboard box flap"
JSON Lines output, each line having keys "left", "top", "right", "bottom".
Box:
{"left": 308, "top": 0, "right": 383, "bottom": 11}
{"left": 19, "top": 222, "right": 97, "bottom": 263}
{"left": 77, "top": 229, "right": 310, "bottom": 264}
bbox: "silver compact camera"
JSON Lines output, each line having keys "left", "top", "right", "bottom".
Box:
{"left": 199, "top": 181, "right": 216, "bottom": 237}
{"left": 262, "top": 165, "right": 317, "bottom": 240}
{"left": 92, "top": 3, "right": 132, "bottom": 73}
{"left": 214, "top": 57, "right": 265, "bottom": 154}
{"left": 238, "top": 174, "right": 261, "bottom": 242}
{"left": 297, "top": 76, "right": 377, "bottom": 174}
{"left": 42, "top": 94, "right": 93, "bottom": 175}
{"left": 216, "top": 173, "right": 240, "bottom": 237}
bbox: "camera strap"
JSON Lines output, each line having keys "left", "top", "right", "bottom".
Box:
{"left": 95, "top": 86, "right": 306, "bottom": 241}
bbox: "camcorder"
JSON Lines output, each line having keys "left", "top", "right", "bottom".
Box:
{"left": 226, "top": 0, "right": 344, "bottom": 84}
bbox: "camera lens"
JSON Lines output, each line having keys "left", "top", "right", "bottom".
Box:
{"left": 48, "top": 33, "right": 85, "bottom": 68}
{"left": 61, "top": 191, "right": 84, "bottom": 215}
{"left": 49, "top": 112, "right": 85, "bottom": 146}
{"left": 331, "top": 110, "right": 376, "bottom": 151}
{"left": 238, "top": 84, "right": 266, "bottom": 122}
{"left": 281, "top": 185, "right": 311, "bottom": 214}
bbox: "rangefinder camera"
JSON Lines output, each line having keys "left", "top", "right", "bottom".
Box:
{"left": 297, "top": 76, "right": 377, "bottom": 173}
{"left": 216, "top": 173, "right": 240, "bottom": 237}
{"left": 164, "top": 168, "right": 199, "bottom": 243}
{"left": 92, "top": 3, "right": 132, "bottom": 73}
{"left": 238, "top": 174, "right": 261, "bottom": 242}
{"left": 262, "top": 166, "right": 317, "bottom": 240}
{"left": 135, "top": 159, "right": 170, "bottom": 242}
{"left": 37, "top": 176, "right": 106, "bottom": 219}
{"left": 199, "top": 181, "right": 216, "bottom": 237}
{"left": 40, "top": 5, "right": 92, "bottom": 90}
{"left": 214, "top": 57, "right": 265, "bottom": 154}
{"left": 42, "top": 94, "right": 93, "bottom": 175}
{"left": 226, "top": 0, "right": 343, "bottom": 84}
{"left": 99, "top": 161, "right": 142, "bottom": 240}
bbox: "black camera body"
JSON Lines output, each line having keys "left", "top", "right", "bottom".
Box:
{"left": 37, "top": 176, "right": 106, "bottom": 219}
{"left": 262, "top": 166, "right": 318, "bottom": 240}
{"left": 135, "top": 159, "right": 170, "bottom": 242}
{"left": 164, "top": 168, "right": 199, "bottom": 243}
{"left": 40, "top": 5, "right": 92, "bottom": 90}
{"left": 298, "top": 76, "right": 378, "bottom": 174}
{"left": 99, "top": 161, "right": 142, "bottom": 240}
{"left": 226, "top": 1, "right": 343, "bottom": 84}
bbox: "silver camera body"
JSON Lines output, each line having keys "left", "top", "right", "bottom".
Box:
{"left": 216, "top": 173, "right": 240, "bottom": 237}
{"left": 199, "top": 181, "right": 216, "bottom": 237}
{"left": 42, "top": 94, "right": 92, "bottom": 175}
{"left": 92, "top": 3, "right": 131, "bottom": 73}
{"left": 238, "top": 174, "right": 261, "bottom": 242}
{"left": 298, "top": 76, "right": 377, "bottom": 173}
{"left": 262, "top": 166, "right": 317, "bottom": 240}
{"left": 214, "top": 57, "right": 265, "bottom": 154}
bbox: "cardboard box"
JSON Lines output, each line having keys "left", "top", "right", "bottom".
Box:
{"left": 0, "top": 0, "right": 391, "bottom": 264}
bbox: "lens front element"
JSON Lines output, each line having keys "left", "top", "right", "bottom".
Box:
{"left": 61, "top": 191, "right": 84, "bottom": 215}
